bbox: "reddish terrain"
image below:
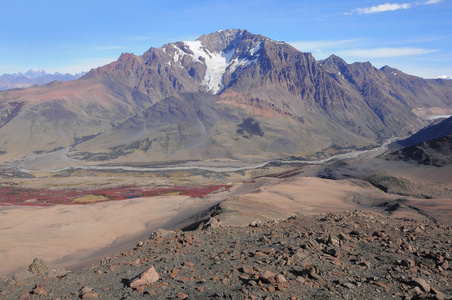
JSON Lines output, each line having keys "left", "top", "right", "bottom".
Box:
{"left": 0, "top": 185, "right": 231, "bottom": 206}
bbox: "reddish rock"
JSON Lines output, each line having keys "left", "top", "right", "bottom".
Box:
{"left": 82, "top": 291, "right": 99, "bottom": 299}
{"left": 131, "top": 259, "right": 141, "bottom": 266}
{"left": 197, "top": 286, "right": 205, "bottom": 292}
{"left": 130, "top": 265, "right": 160, "bottom": 288}
{"left": 145, "top": 290, "right": 157, "bottom": 296}
{"left": 407, "top": 277, "right": 431, "bottom": 293}
{"left": 177, "top": 292, "right": 189, "bottom": 299}
{"left": 296, "top": 276, "right": 306, "bottom": 284}
{"left": 79, "top": 286, "right": 99, "bottom": 299}
{"left": 183, "top": 261, "right": 194, "bottom": 268}
{"left": 242, "top": 266, "right": 254, "bottom": 274}
{"left": 261, "top": 270, "right": 276, "bottom": 280}
{"left": 275, "top": 274, "right": 286, "bottom": 283}
{"left": 32, "top": 284, "right": 48, "bottom": 296}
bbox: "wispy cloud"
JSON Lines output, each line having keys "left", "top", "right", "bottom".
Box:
{"left": 424, "top": 0, "right": 442, "bottom": 4}
{"left": 354, "top": 3, "right": 412, "bottom": 14}
{"left": 338, "top": 47, "right": 438, "bottom": 58}
{"left": 347, "top": 0, "right": 442, "bottom": 15}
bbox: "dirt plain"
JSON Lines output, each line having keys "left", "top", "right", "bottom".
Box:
{"left": 0, "top": 152, "right": 452, "bottom": 299}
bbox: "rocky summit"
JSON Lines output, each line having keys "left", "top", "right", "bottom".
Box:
{"left": 0, "top": 29, "right": 452, "bottom": 165}
{"left": 1, "top": 210, "right": 451, "bottom": 299}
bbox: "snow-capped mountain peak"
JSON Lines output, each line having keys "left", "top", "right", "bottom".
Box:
{"left": 438, "top": 75, "right": 452, "bottom": 80}
{"left": 24, "top": 69, "right": 47, "bottom": 78}
{"left": 167, "top": 31, "right": 265, "bottom": 94}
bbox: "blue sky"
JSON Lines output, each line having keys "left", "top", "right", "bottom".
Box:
{"left": 0, "top": 0, "right": 450, "bottom": 78}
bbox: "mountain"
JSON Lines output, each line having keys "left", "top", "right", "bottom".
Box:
{"left": 0, "top": 70, "right": 86, "bottom": 90}
{"left": 438, "top": 75, "right": 452, "bottom": 80}
{"left": 397, "top": 116, "right": 452, "bottom": 147}
{"left": 385, "top": 116, "right": 452, "bottom": 167}
{"left": 1, "top": 29, "right": 452, "bottom": 165}
{"left": 389, "top": 134, "right": 452, "bottom": 167}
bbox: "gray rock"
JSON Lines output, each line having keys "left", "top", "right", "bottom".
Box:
{"left": 28, "top": 258, "right": 48, "bottom": 275}
{"left": 149, "top": 228, "right": 175, "bottom": 239}
{"left": 13, "top": 271, "right": 34, "bottom": 281}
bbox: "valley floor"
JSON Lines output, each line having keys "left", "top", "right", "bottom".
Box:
{"left": 0, "top": 152, "right": 451, "bottom": 298}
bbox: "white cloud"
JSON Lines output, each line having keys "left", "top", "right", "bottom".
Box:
{"left": 338, "top": 47, "right": 438, "bottom": 58}
{"left": 354, "top": 3, "right": 412, "bottom": 14}
{"left": 347, "top": 0, "right": 443, "bottom": 14}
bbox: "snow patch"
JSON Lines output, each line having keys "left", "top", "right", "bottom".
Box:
{"left": 169, "top": 38, "right": 261, "bottom": 94}
{"left": 183, "top": 41, "right": 236, "bottom": 94}
{"left": 250, "top": 42, "right": 262, "bottom": 56}
{"left": 228, "top": 57, "right": 258, "bottom": 74}
{"left": 171, "top": 45, "right": 185, "bottom": 66}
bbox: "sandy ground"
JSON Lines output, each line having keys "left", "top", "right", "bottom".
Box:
{"left": 0, "top": 193, "right": 226, "bottom": 277}
{"left": 215, "top": 176, "right": 452, "bottom": 227}
{"left": 215, "top": 177, "right": 386, "bottom": 226}
{"left": 1, "top": 172, "right": 451, "bottom": 278}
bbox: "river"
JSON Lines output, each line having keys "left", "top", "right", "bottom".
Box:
{"left": 14, "top": 137, "right": 399, "bottom": 174}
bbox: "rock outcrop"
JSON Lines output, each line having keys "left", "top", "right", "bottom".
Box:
{"left": 2, "top": 211, "right": 451, "bottom": 299}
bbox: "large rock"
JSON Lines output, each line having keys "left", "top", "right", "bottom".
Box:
{"left": 407, "top": 277, "right": 431, "bottom": 293}
{"left": 149, "top": 229, "right": 175, "bottom": 239}
{"left": 28, "top": 258, "right": 48, "bottom": 275}
{"left": 129, "top": 265, "right": 160, "bottom": 288}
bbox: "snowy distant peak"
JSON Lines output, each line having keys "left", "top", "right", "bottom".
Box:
{"left": 438, "top": 75, "right": 452, "bottom": 80}
{"left": 3, "top": 69, "right": 86, "bottom": 78}
{"left": 24, "top": 69, "right": 47, "bottom": 78}
{"left": 0, "top": 70, "right": 87, "bottom": 90}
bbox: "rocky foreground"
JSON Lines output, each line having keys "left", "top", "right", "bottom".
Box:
{"left": 1, "top": 210, "right": 452, "bottom": 299}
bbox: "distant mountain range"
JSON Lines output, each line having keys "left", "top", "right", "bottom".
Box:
{"left": 0, "top": 70, "right": 86, "bottom": 90}
{"left": 0, "top": 29, "right": 452, "bottom": 165}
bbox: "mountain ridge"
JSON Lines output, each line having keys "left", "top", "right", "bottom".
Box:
{"left": 0, "top": 70, "right": 86, "bottom": 91}
{"left": 1, "top": 29, "right": 452, "bottom": 165}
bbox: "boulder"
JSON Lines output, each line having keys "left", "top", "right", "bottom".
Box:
{"left": 130, "top": 265, "right": 160, "bottom": 288}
